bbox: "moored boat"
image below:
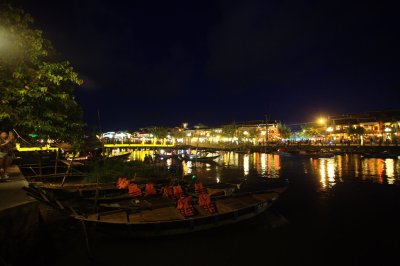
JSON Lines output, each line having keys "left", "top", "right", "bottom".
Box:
{"left": 24, "top": 181, "right": 287, "bottom": 237}
{"left": 74, "top": 187, "right": 286, "bottom": 237}
{"left": 361, "top": 152, "right": 399, "bottom": 159}
{"left": 277, "top": 150, "right": 334, "bottom": 159}
{"left": 180, "top": 154, "right": 220, "bottom": 162}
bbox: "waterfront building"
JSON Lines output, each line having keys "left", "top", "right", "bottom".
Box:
{"left": 326, "top": 110, "right": 400, "bottom": 144}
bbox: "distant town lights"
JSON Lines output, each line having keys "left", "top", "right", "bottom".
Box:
{"left": 384, "top": 127, "right": 392, "bottom": 132}
{"left": 326, "top": 127, "right": 333, "bottom": 132}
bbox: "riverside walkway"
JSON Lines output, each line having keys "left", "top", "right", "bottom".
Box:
{"left": 0, "top": 165, "right": 34, "bottom": 211}
{"left": 0, "top": 165, "right": 39, "bottom": 264}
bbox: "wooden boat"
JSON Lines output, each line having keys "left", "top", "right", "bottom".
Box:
{"left": 361, "top": 152, "right": 399, "bottom": 159}
{"left": 62, "top": 152, "right": 132, "bottom": 166}
{"left": 24, "top": 182, "right": 287, "bottom": 237}
{"left": 32, "top": 177, "right": 172, "bottom": 200}
{"left": 278, "top": 150, "right": 334, "bottom": 159}
{"left": 182, "top": 154, "right": 220, "bottom": 162}
{"left": 75, "top": 187, "right": 286, "bottom": 237}
{"left": 105, "top": 152, "right": 132, "bottom": 161}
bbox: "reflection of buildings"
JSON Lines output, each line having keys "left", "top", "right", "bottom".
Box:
{"left": 220, "top": 152, "right": 280, "bottom": 177}
{"left": 317, "top": 158, "right": 336, "bottom": 189}
{"left": 311, "top": 155, "right": 400, "bottom": 186}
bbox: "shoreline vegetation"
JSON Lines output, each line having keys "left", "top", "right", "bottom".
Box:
{"left": 84, "top": 160, "right": 174, "bottom": 183}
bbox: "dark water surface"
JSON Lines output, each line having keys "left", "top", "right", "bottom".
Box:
{"left": 26, "top": 152, "right": 400, "bottom": 265}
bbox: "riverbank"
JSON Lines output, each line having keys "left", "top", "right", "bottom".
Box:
{"left": 0, "top": 165, "right": 39, "bottom": 264}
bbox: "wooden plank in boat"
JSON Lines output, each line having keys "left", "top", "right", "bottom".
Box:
{"left": 193, "top": 205, "right": 212, "bottom": 217}
{"left": 135, "top": 206, "right": 184, "bottom": 222}
{"left": 207, "top": 188, "right": 225, "bottom": 196}
{"left": 98, "top": 212, "right": 129, "bottom": 223}
{"left": 58, "top": 160, "right": 84, "bottom": 166}
{"left": 144, "top": 197, "right": 176, "bottom": 208}
{"left": 236, "top": 195, "right": 262, "bottom": 205}
{"left": 252, "top": 192, "right": 278, "bottom": 202}
{"left": 216, "top": 198, "right": 249, "bottom": 212}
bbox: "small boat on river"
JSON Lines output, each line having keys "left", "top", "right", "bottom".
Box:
{"left": 361, "top": 152, "right": 399, "bottom": 159}
{"left": 277, "top": 150, "right": 334, "bottom": 159}
{"left": 180, "top": 153, "right": 220, "bottom": 162}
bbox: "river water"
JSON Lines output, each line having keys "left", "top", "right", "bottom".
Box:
{"left": 25, "top": 152, "right": 400, "bottom": 266}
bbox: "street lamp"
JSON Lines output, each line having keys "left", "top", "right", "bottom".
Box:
{"left": 318, "top": 118, "right": 326, "bottom": 125}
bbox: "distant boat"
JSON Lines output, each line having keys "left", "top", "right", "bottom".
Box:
{"left": 180, "top": 153, "right": 220, "bottom": 162}
{"left": 62, "top": 151, "right": 132, "bottom": 166}
{"left": 105, "top": 151, "right": 132, "bottom": 161}
{"left": 361, "top": 152, "right": 399, "bottom": 159}
{"left": 277, "top": 150, "right": 334, "bottom": 159}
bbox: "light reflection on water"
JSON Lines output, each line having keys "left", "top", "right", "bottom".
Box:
{"left": 123, "top": 150, "right": 400, "bottom": 189}
{"left": 309, "top": 155, "right": 400, "bottom": 190}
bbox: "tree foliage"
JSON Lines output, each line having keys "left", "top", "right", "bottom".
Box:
{"left": 171, "top": 129, "right": 186, "bottom": 139}
{"left": 301, "top": 125, "right": 323, "bottom": 138}
{"left": 148, "top": 127, "right": 169, "bottom": 139}
{"left": 0, "top": 4, "right": 84, "bottom": 145}
{"left": 222, "top": 124, "right": 236, "bottom": 138}
{"left": 277, "top": 123, "right": 292, "bottom": 139}
{"left": 347, "top": 126, "right": 365, "bottom": 136}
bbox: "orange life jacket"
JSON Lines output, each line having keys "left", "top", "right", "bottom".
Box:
{"left": 162, "top": 186, "right": 173, "bottom": 198}
{"left": 198, "top": 192, "right": 217, "bottom": 214}
{"left": 145, "top": 183, "right": 157, "bottom": 196}
{"left": 117, "top": 177, "right": 129, "bottom": 189}
{"left": 172, "top": 185, "right": 183, "bottom": 199}
{"left": 128, "top": 183, "right": 142, "bottom": 197}
{"left": 194, "top": 182, "right": 206, "bottom": 194}
{"left": 177, "top": 195, "right": 195, "bottom": 217}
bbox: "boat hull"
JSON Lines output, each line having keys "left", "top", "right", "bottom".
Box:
{"left": 361, "top": 153, "right": 399, "bottom": 159}
{"left": 80, "top": 200, "right": 274, "bottom": 237}
{"left": 75, "top": 188, "right": 285, "bottom": 237}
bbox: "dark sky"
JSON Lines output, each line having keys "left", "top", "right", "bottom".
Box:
{"left": 14, "top": 0, "right": 400, "bottom": 131}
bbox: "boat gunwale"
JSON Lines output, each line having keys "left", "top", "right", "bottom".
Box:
{"left": 73, "top": 190, "right": 283, "bottom": 225}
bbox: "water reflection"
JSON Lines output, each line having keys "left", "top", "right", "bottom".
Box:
{"left": 243, "top": 154, "right": 250, "bottom": 176}
{"left": 314, "top": 158, "right": 335, "bottom": 190}
{"left": 385, "top": 159, "right": 395, "bottom": 184}
{"left": 218, "top": 152, "right": 280, "bottom": 178}
{"left": 120, "top": 149, "right": 400, "bottom": 189}
{"left": 309, "top": 155, "right": 400, "bottom": 188}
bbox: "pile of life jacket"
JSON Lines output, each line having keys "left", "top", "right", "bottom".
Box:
{"left": 198, "top": 192, "right": 217, "bottom": 214}
{"left": 176, "top": 195, "right": 195, "bottom": 217}
{"left": 172, "top": 185, "right": 184, "bottom": 199}
{"left": 128, "top": 183, "right": 142, "bottom": 197}
{"left": 161, "top": 185, "right": 173, "bottom": 198}
{"left": 145, "top": 183, "right": 157, "bottom": 196}
{"left": 117, "top": 177, "right": 130, "bottom": 189}
{"left": 194, "top": 182, "right": 207, "bottom": 194}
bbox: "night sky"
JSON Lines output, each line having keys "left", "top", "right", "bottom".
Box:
{"left": 14, "top": 0, "right": 400, "bottom": 131}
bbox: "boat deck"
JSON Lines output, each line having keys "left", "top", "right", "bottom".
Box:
{"left": 81, "top": 188, "right": 285, "bottom": 224}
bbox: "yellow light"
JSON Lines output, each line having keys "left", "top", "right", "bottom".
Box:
{"left": 318, "top": 118, "right": 326, "bottom": 124}
{"left": 326, "top": 127, "right": 333, "bottom": 132}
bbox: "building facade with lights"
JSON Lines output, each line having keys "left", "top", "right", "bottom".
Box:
{"left": 325, "top": 110, "right": 400, "bottom": 143}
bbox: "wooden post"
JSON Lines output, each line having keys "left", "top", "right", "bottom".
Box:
{"left": 54, "top": 148, "right": 59, "bottom": 174}
{"left": 38, "top": 151, "right": 42, "bottom": 176}
{"left": 61, "top": 152, "right": 75, "bottom": 186}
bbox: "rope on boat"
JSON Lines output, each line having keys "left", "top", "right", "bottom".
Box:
{"left": 13, "top": 128, "right": 34, "bottom": 146}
